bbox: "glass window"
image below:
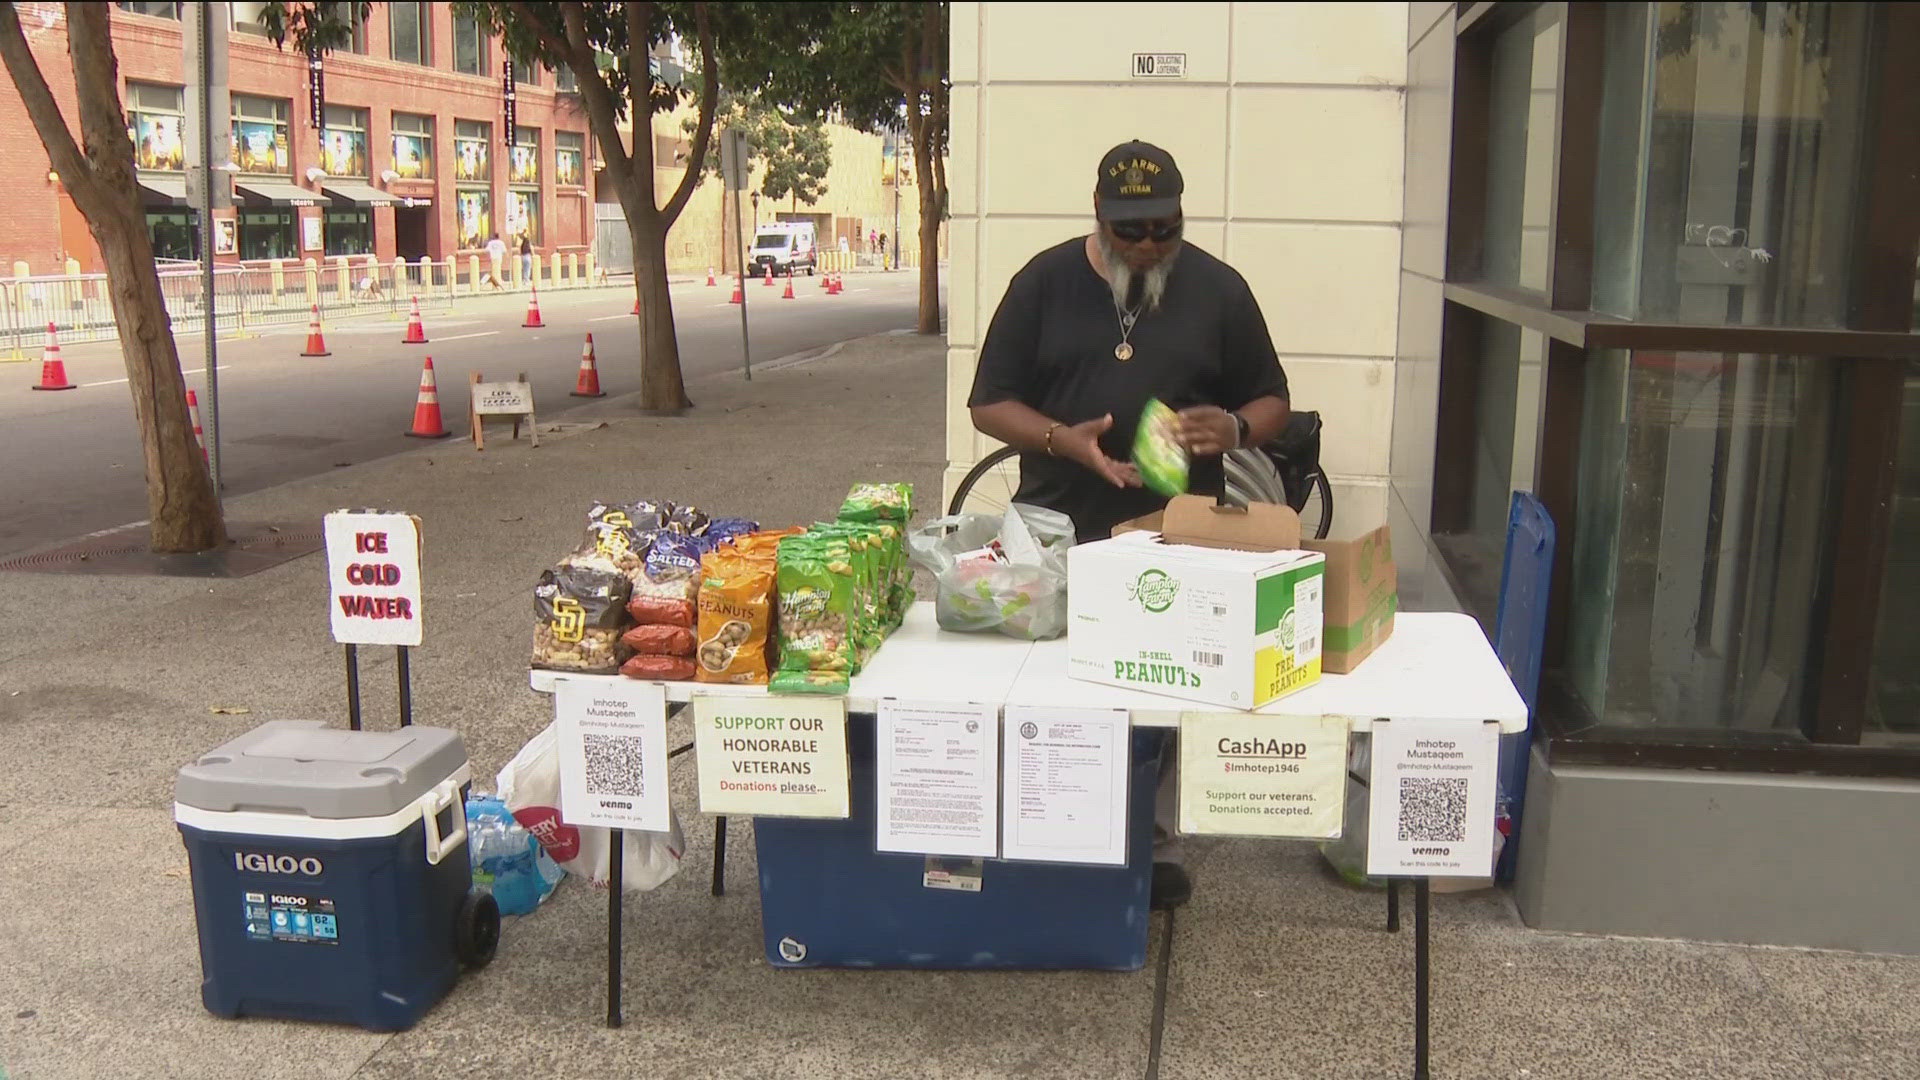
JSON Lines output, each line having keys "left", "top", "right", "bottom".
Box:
{"left": 127, "top": 83, "right": 185, "bottom": 172}
{"left": 344, "top": 6, "right": 366, "bottom": 53}
{"left": 1433, "top": 315, "right": 1550, "bottom": 597}
{"left": 455, "top": 14, "right": 487, "bottom": 75}
{"left": 1592, "top": 2, "right": 1878, "bottom": 328}
{"left": 319, "top": 105, "right": 367, "bottom": 178}
{"left": 1476, "top": 4, "right": 1562, "bottom": 293}
{"left": 391, "top": 113, "right": 434, "bottom": 180}
{"left": 116, "top": 2, "right": 180, "bottom": 18}
{"left": 512, "top": 58, "right": 540, "bottom": 87}
{"left": 324, "top": 208, "right": 372, "bottom": 256}
{"left": 1566, "top": 350, "right": 1837, "bottom": 734}
{"left": 1867, "top": 362, "right": 1920, "bottom": 744}
{"left": 556, "top": 65, "right": 577, "bottom": 93}
{"left": 230, "top": 95, "right": 290, "bottom": 175}
{"left": 505, "top": 189, "right": 540, "bottom": 246}
{"left": 229, "top": 1, "right": 268, "bottom": 35}
{"left": 237, "top": 208, "right": 296, "bottom": 261}
{"left": 454, "top": 120, "right": 491, "bottom": 182}
{"left": 455, "top": 188, "right": 492, "bottom": 250}
{"left": 389, "top": 1, "right": 428, "bottom": 65}
{"left": 146, "top": 210, "right": 198, "bottom": 260}
{"left": 509, "top": 127, "right": 540, "bottom": 185}
{"left": 555, "top": 131, "right": 585, "bottom": 187}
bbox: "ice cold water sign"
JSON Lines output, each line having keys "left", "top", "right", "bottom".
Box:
{"left": 324, "top": 511, "right": 423, "bottom": 647}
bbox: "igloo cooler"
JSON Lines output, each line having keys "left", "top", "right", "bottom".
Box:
{"left": 174, "top": 721, "right": 499, "bottom": 1032}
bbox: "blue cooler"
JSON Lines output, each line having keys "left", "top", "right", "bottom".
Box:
{"left": 174, "top": 721, "right": 499, "bottom": 1032}
{"left": 753, "top": 716, "right": 1166, "bottom": 970}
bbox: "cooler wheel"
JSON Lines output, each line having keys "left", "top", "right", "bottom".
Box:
{"left": 456, "top": 890, "right": 501, "bottom": 970}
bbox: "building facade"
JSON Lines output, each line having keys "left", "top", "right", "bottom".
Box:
{"left": 1, "top": 2, "right": 595, "bottom": 272}
{"left": 950, "top": 1, "right": 1920, "bottom": 953}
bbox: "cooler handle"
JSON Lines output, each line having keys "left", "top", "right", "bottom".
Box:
{"left": 418, "top": 780, "right": 467, "bottom": 866}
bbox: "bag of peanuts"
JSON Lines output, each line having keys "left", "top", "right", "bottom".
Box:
{"left": 562, "top": 501, "right": 667, "bottom": 578}
{"left": 532, "top": 565, "right": 633, "bottom": 674}
{"left": 695, "top": 548, "right": 776, "bottom": 685}
{"left": 631, "top": 532, "right": 704, "bottom": 605}
{"left": 771, "top": 535, "right": 856, "bottom": 695}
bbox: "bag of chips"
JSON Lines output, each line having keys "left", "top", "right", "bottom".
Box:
{"left": 532, "top": 565, "right": 633, "bottom": 673}
{"left": 695, "top": 550, "right": 775, "bottom": 685}
{"left": 838, "top": 482, "right": 914, "bottom": 524}
{"left": 771, "top": 536, "right": 855, "bottom": 695}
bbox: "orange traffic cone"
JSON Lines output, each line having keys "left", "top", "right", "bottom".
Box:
{"left": 402, "top": 296, "right": 428, "bottom": 344}
{"left": 762, "top": 263, "right": 775, "bottom": 287}
{"left": 827, "top": 272, "right": 842, "bottom": 295}
{"left": 782, "top": 271, "right": 795, "bottom": 300}
{"left": 32, "top": 323, "right": 74, "bottom": 391}
{"left": 572, "top": 333, "right": 605, "bottom": 398}
{"left": 523, "top": 286, "right": 545, "bottom": 328}
{"left": 819, "top": 267, "right": 830, "bottom": 288}
{"left": 403, "top": 356, "right": 451, "bottom": 439}
{"left": 300, "top": 305, "right": 331, "bottom": 357}
{"left": 186, "top": 388, "right": 207, "bottom": 461}
{"left": 729, "top": 277, "right": 744, "bottom": 305}
{"left": 706, "top": 266, "right": 717, "bottom": 287}
{"left": 632, "top": 292, "right": 640, "bottom": 315}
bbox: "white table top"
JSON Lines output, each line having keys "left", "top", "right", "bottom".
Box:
{"left": 531, "top": 605, "right": 1527, "bottom": 733}
{"left": 1006, "top": 611, "right": 1526, "bottom": 732}
{"left": 529, "top": 602, "right": 1033, "bottom": 712}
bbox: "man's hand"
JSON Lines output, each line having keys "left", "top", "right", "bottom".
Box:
{"left": 1055, "top": 414, "right": 1142, "bottom": 489}
{"left": 1176, "top": 406, "right": 1239, "bottom": 456}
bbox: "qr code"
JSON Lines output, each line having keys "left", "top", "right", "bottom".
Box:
{"left": 1397, "top": 777, "right": 1468, "bottom": 842}
{"left": 583, "top": 733, "right": 647, "bottom": 796}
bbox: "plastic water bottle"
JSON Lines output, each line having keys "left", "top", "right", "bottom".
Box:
{"left": 466, "top": 795, "right": 559, "bottom": 916}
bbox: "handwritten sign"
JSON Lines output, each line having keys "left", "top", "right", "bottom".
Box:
{"left": 324, "top": 510, "right": 423, "bottom": 646}
{"left": 472, "top": 381, "right": 534, "bottom": 415}
{"left": 693, "top": 696, "right": 850, "bottom": 819}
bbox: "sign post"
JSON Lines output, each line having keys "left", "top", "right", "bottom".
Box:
{"left": 323, "top": 510, "right": 424, "bottom": 730}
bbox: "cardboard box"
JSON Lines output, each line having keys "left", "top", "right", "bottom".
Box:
{"left": 1069, "top": 496, "right": 1325, "bottom": 710}
{"left": 1303, "top": 523, "right": 1396, "bottom": 674}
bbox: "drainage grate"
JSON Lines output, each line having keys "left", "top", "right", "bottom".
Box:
{"left": 0, "top": 522, "right": 326, "bottom": 579}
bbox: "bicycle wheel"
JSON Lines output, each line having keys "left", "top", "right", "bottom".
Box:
{"left": 948, "top": 445, "right": 1021, "bottom": 518}
{"left": 1296, "top": 469, "right": 1334, "bottom": 541}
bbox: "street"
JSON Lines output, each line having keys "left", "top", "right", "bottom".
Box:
{"left": 0, "top": 270, "right": 932, "bottom": 557}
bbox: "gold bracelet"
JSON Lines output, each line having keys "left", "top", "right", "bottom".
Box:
{"left": 1044, "top": 422, "right": 1063, "bottom": 456}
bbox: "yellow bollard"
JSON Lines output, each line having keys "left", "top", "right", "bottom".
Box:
{"left": 334, "top": 256, "right": 350, "bottom": 299}
{"left": 304, "top": 257, "right": 318, "bottom": 304}
{"left": 443, "top": 257, "right": 457, "bottom": 300}
{"left": 468, "top": 254, "right": 481, "bottom": 292}
{"left": 585, "top": 252, "right": 596, "bottom": 285}
{"left": 270, "top": 258, "right": 285, "bottom": 300}
{"left": 566, "top": 252, "right": 579, "bottom": 285}
{"left": 507, "top": 249, "right": 521, "bottom": 288}
{"left": 549, "top": 251, "right": 562, "bottom": 287}
{"left": 416, "top": 256, "right": 432, "bottom": 298}
{"left": 391, "top": 258, "right": 406, "bottom": 297}
{"left": 10, "top": 260, "right": 27, "bottom": 280}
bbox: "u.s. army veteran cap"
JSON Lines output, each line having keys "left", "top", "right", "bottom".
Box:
{"left": 1095, "top": 140, "right": 1184, "bottom": 221}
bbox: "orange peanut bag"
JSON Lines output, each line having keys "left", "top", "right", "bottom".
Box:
{"left": 694, "top": 550, "right": 775, "bottom": 684}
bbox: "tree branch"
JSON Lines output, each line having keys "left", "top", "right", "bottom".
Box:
{"left": 660, "top": 2, "right": 716, "bottom": 227}
{"left": 627, "top": 0, "right": 655, "bottom": 190}
{"left": 0, "top": 3, "right": 96, "bottom": 202}
{"left": 539, "top": 1, "right": 633, "bottom": 197}
{"left": 67, "top": 1, "right": 135, "bottom": 194}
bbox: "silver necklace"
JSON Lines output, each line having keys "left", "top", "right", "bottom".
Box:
{"left": 1114, "top": 301, "right": 1141, "bottom": 361}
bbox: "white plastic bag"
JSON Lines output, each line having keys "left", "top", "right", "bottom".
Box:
{"left": 907, "top": 503, "right": 1074, "bottom": 640}
{"left": 496, "top": 721, "right": 685, "bottom": 893}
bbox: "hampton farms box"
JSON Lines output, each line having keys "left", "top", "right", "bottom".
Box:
{"left": 1070, "top": 497, "right": 1325, "bottom": 710}
{"left": 1310, "top": 522, "right": 1396, "bottom": 673}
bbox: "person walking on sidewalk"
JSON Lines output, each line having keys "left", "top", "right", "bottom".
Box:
{"left": 485, "top": 233, "right": 507, "bottom": 290}
{"left": 966, "top": 139, "right": 1292, "bottom": 911}
{"left": 518, "top": 236, "right": 534, "bottom": 285}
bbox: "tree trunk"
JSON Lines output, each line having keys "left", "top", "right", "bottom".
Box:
{"left": 96, "top": 192, "right": 227, "bottom": 551}
{"left": 915, "top": 182, "right": 941, "bottom": 335}
{"left": 628, "top": 210, "right": 691, "bottom": 413}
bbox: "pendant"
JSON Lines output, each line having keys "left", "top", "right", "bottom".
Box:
{"left": 1114, "top": 341, "right": 1134, "bottom": 362}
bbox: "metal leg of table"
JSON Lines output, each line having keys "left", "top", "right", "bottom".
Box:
{"left": 1413, "top": 877, "right": 1430, "bottom": 1080}
{"left": 1386, "top": 878, "right": 1400, "bottom": 933}
{"left": 607, "top": 827, "right": 625, "bottom": 1029}
{"left": 711, "top": 815, "right": 728, "bottom": 897}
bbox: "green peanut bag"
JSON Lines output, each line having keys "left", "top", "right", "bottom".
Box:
{"left": 1133, "top": 398, "right": 1189, "bottom": 498}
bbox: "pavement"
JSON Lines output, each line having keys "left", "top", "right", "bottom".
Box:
{"left": 1, "top": 331, "right": 1917, "bottom": 1080}
{"left": 0, "top": 268, "right": 930, "bottom": 558}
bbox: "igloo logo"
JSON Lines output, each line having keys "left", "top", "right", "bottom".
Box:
{"left": 234, "top": 852, "right": 324, "bottom": 876}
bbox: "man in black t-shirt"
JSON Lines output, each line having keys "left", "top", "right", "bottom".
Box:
{"left": 968, "top": 140, "right": 1291, "bottom": 544}
{"left": 969, "top": 141, "right": 1291, "bottom": 909}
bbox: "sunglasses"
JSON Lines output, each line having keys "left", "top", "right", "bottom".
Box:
{"left": 1108, "top": 217, "right": 1184, "bottom": 243}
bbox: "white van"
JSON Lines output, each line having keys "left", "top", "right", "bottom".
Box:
{"left": 750, "top": 222, "right": 818, "bottom": 278}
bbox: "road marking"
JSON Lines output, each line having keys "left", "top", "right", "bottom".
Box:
{"left": 80, "top": 365, "right": 206, "bottom": 388}
{"left": 588, "top": 313, "right": 633, "bottom": 322}
{"left": 432, "top": 330, "right": 501, "bottom": 342}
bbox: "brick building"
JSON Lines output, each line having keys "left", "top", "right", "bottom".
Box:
{"left": 0, "top": 2, "right": 595, "bottom": 273}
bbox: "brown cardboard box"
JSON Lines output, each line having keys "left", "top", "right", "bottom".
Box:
{"left": 1303, "top": 523, "right": 1396, "bottom": 673}
{"left": 1111, "top": 494, "right": 1302, "bottom": 550}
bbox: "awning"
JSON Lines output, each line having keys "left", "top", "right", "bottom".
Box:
{"left": 322, "top": 181, "right": 394, "bottom": 208}
{"left": 235, "top": 180, "right": 318, "bottom": 207}
{"left": 137, "top": 175, "right": 189, "bottom": 207}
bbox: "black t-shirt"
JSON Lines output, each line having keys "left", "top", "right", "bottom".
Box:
{"left": 968, "top": 237, "right": 1289, "bottom": 542}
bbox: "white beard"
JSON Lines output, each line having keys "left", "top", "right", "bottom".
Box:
{"left": 1096, "top": 231, "right": 1180, "bottom": 313}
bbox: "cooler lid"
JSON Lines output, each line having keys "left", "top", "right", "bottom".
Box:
{"left": 175, "top": 720, "right": 468, "bottom": 820}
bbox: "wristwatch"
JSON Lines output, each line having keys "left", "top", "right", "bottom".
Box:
{"left": 1232, "top": 413, "right": 1251, "bottom": 450}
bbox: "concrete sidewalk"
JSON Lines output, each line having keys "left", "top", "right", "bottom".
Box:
{"left": 0, "top": 333, "right": 1914, "bottom": 1080}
